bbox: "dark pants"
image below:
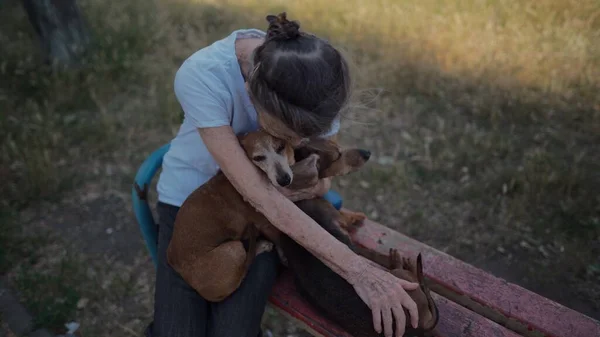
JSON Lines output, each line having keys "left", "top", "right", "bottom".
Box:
{"left": 145, "top": 202, "right": 280, "bottom": 337}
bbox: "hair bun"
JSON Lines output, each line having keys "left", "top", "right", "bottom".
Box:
{"left": 265, "top": 12, "right": 301, "bottom": 40}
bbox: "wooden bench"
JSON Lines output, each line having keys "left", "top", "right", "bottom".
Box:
{"left": 269, "top": 216, "right": 600, "bottom": 337}
{"left": 133, "top": 144, "right": 600, "bottom": 337}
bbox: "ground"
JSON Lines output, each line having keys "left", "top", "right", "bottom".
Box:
{"left": 1, "top": 0, "right": 599, "bottom": 335}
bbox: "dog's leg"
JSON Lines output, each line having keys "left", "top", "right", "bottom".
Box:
{"left": 351, "top": 246, "right": 391, "bottom": 270}
{"left": 335, "top": 209, "right": 391, "bottom": 269}
{"left": 176, "top": 240, "right": 254, "bottom": 302}
{"left": 338, "top": 209, "right": 366, "bottom": 234}
{"left": 242, "top": 224, "right": 259, "bottom": 272}
{"left": 389, "top": 248, "right": 402, "bottom": 270}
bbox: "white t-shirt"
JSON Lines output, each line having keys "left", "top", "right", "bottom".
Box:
{"left": 157, "top": 29, "right": 340, "bottom": 207}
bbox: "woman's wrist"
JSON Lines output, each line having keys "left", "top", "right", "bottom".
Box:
{"left": 338, "top": 250, "right": 369, "bottom": 285}
{"left": 309, "top": 231, "right": 366, "bottom": 283}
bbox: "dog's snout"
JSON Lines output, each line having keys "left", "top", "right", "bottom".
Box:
{"left": 276, "top": 173, "right": 292, "bottom": 187}
{"left": 358, "top": 149, "right": 371, "bottom": 160}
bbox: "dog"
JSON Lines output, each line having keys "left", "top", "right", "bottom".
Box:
{"left": 280, "top": 197, "right": 440, "bottom": 337}
{"left": 166, "top": 129, "right": 371, "bottom": 302}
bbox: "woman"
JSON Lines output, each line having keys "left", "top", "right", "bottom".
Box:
{"left": 147, "top": 12, "right": 419, "bottom": 337}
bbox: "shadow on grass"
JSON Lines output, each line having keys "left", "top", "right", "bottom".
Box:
{"left": 0, "top": 0, "right": 255, "bottom": 211}
{"left": 0, "top": 0, "right": 254, "bottom": 332}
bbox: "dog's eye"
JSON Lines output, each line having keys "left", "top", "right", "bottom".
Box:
{"left": 252, "top": 155, "right": 266, "bottom": 162}
{"left": 276, "top": 144, "right": 286, "bottom": 153}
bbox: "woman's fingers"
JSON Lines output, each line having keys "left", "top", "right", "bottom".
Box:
{"left": 398, "top": 279, "right": 420, "bottom": 291}
{"left": 382, "top": 304, "right": 394, "bottom": 337}
{"left": 350, "top": 257, "right": 420, "bottom": 336}
{"left": 386, "top": 274, "right": 418, "bottom": 330}
{"left": 392, "top": 305, "right": 407, "bottom": 337}
{"left": 401, "top": 294, "right": 419, "bottom": 328}
{"left": 354, "top": 284, "right": 383, "bottom": 334}
{"left": 371, "top": 302, "right": 382, "bottom": 334}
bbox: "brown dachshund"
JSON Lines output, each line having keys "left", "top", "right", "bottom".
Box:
{"left": 166, "top": 129, "right": 371, "bottom": 302}
{"left": 280, "top": 198, "right": 440, "bottom": 337}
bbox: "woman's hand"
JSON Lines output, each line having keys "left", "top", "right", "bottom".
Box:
{"left": 349, "top": 255, "right": 420, "bottom": 337}
{"left": 276, "top": 177, "right": 331, "bottom": 202}
{"left": 198, "top": 126, "right": 416, "bottom": 337}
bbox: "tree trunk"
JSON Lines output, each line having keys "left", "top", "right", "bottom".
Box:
{"left": 21, "top": 0, "right": 91, "bottom": 67}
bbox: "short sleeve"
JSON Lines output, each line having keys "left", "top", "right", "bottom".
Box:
{"left": 173, "top": 60, "right": 232, "bottom": 128}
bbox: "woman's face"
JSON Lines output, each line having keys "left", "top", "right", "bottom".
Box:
{"left": 245, "top": 81, "right": 307, "bottom": 147}
{"left": 256, "top": 110, "right": 306, "bottom": 147}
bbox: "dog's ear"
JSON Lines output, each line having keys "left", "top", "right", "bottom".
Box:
{"left": 294, "top": 138, "right": 341, "bottom": 169}
{"left": 304, "top": 138, "right": 341, "bottom": 158}
{"left": 285, "top": 141, "right": 296, "bottom": 165}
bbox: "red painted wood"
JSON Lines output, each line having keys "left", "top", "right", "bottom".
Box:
{"left": 269, "top": 270, "right": 521, "bottom": 337}
{"left": 431, "top": 293, "right": 522, "bottom": 337}
{"left": 348, "top": 216, "right": 600, "bottom": 337}
{"left": 269, "top": 271, "right": 353, "bottom": 337}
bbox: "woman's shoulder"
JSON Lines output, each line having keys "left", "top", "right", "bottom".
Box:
{"left": 183, "top": 29, "right": 264, "bottom": 68}
{"left": 175, "top": 29, "right": 264, "bottom": 87}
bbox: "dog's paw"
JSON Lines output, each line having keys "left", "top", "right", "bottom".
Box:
{"left": 389, "top": 248, "right": 402, "bottom": 269}
{"left": 339, "top": 210, "right": 367, "bottom": 233}
{"left": 401, "top": 256, "right": 414, "bottom": 272}
{"left": 256, "top": 240, "right": 274, "bottom": 256}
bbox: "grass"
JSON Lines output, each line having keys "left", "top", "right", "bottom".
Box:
{"left": 0, "top": 0, "right": 599, "bottom": 328}
{"left": 1, "top": 0, "right": 597, "bottom": 232}
{"left": 214, "top": 0, "right": 600, "bottom": 241}
{"left": 14, "top": 259, "right": 82, "bottom": 332}
{"left": 0, "top": 213, "right": 84, "bottom": 333}
{"left": 0, "top": 211, "right": 49, "bottom": 274}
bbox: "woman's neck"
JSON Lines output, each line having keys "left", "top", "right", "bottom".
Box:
{"left": 235, "top": 38, "right": 264, "bottom": 81}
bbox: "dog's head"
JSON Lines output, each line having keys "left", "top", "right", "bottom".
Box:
{"left": 389, "top": 251, "right": 439, "bottom": 336}
{"left": 294, "top": 138, "right": 371, "bottom": 178}
{"left": 239, "top": 130, "right": 296, "bottom": 187}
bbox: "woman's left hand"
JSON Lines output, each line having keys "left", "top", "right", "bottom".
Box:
{"left": 277, "top": 177, "right": 331, "bottom": 202}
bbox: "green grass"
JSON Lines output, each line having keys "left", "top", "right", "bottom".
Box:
{"left": 0, "top": 211, "right": 49, "bottom": 274}
{"left": 14, "top": 259, "right": 82, "bottom": 332}
{"left": 0, "top": 210, "right": 82, "bottom": 332}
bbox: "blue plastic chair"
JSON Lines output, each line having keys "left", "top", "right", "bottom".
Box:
{"left": 132, "top": 143, "right": 344, "bottom": 268}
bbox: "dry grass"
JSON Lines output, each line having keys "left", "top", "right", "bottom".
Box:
{"left": 1, "top": 0, "right": 599, "bottom": 328}
{"left": 2, "top": 0, "right": 596, "bottom": 239}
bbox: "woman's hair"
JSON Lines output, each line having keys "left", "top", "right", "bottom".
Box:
{"left": 247, "top": 12, "right": 352, "bottom": 139}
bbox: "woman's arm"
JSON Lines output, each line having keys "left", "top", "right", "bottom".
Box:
{"left": 199, "top": 126, "right": 419, "bottom": 337}
{"left": 200, "top": 126, "right": 357, "bottom": 277}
